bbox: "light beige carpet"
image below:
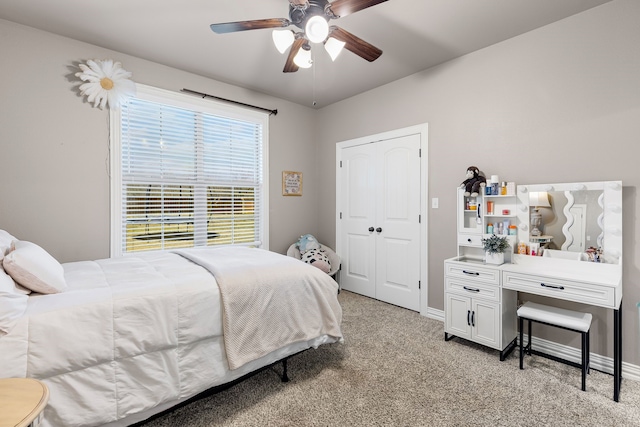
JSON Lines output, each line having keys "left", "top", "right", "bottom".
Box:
{"left": 141, "top": 291, "right": 640, "bottom": 426}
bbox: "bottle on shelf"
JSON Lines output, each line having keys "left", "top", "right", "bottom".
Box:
{"left": 501, "top": 182, "right": 507, "bottom": 195}
{"left": 491, "top": 175, "right": 500, "bottom": 195}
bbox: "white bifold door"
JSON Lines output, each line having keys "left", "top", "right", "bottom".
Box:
{"left": 338, "top": 134, "right": 421, "bottom": 311}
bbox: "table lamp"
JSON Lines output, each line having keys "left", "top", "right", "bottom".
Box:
{"left": 529, "top": 191, "right": 551, "bottom": 236}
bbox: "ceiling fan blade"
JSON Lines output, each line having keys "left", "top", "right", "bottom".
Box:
{"left": 283, "top": 38, "right": 306, "bottom": 73}
{"left": 329, "top": 26, "right": 382, "bottom": 62}
{"left": 328, "top": 0, "right": 388, "bottom": 18}
{"left": 210, "top": 18, "right": 290, "bottom": 34}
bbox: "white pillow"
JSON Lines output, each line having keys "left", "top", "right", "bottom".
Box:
{"left": 3, "top": 240, "right": 67, "bottom": 294}
{"left": 0, "top": 229, "right": 18, "bottom": 260}
{"left": 0, "top": 268, "right": 28, "bottom": 335}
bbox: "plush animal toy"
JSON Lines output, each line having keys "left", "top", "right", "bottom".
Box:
{"left": 296, "top": 234, "right": 331, "bottom": 274}
{"left": 460, "top": 166, "right": 487, "bottom": 197}
{"left": 296, "top": 234, "right": 321, "bottom": 252}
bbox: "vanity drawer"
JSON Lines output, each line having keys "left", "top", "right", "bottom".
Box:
{"left": 445, "top": 262, "right": 500, "bottom": 285}
{"left": 502, "top": 271, "right": 615, "bottom": 307}
{"left": 445, "top": 277, "right": 500, "bottom": 302}
{"left": 457, "top": 234, "right": 482, "bottom": 247}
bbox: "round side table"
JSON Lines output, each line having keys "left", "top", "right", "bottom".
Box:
{"left": 0, "top": 378, "right": 49, "bottom": 427}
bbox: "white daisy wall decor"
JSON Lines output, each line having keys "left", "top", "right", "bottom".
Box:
{"left": 75, "top": 59, "right": 136, "bottom": 109}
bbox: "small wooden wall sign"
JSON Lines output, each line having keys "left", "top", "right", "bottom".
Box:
{"left": 282, "top": 171, "right": 302, "bottom": 196}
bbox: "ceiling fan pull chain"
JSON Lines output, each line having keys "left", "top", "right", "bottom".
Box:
{"left": 312, "top": 48, "right": 317, "bottom": 106}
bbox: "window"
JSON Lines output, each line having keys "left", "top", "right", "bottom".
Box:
{"left": 110, "top": 84, "right": 269, "bottom": 257}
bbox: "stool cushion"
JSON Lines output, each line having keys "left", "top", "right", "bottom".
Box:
{"left": 517, "top": 302, "right": 592, "bottom": 332}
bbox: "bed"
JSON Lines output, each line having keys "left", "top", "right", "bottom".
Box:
{"left": 0, "top": 230, "right": 343, "bottom": 427}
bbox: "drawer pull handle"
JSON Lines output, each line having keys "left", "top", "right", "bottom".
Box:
{"left": 467, "top": 310, "right": 471, "bottom": 326}
{"left": 541, "top": 283, "right": 565, "bottom": 290}
{"left": 462, "top": 270, "right": 479, "bottom": 276}
{"left": 471, "top": 311, "right": 475, "bottom": 327}
{"left": 463, "top": 286, "right": 480, "bottom": 293}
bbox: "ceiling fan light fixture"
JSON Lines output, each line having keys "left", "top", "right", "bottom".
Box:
{"left": 272, "top": 30, "right": 295, "bottom": 54}
{"left": 293, "top": 47, "right": 313, "bottom": 68}
{"left": 305, "top": 15, "right": 329, "bottom": 43}
{"left": 324, "top": 37, "right": 346, "bottom": 61}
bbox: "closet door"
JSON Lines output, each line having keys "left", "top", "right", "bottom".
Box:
{"left": 339, "top": 135, "right": 421, "bottom": 310}
{"left": 375, "top": 135, "right": 421, "bottom": 311}
{"left": 340, "top": 144, "right": 377, "bottom": 298}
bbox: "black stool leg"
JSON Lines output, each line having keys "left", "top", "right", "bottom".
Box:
{"left": 581, "top": 330, "right": 590, "bottom": 391}
{"left": 519, "top": 316, "right": 524, "bottom": 370}
{"left": 527, "top": 319, "right": 532, "bottom": 355}
{"left": 586, "top": 330, "right": 591, "bottom": 375}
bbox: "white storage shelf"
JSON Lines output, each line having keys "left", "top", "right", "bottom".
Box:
{"left": 447, "top": 187, "right": 518, "bottom": 360}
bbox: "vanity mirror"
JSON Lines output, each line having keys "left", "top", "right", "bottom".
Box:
{"left": 516, "top": 181, "right": 622, "bottom": 264}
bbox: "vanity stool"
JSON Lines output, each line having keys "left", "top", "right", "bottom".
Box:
{"left": 517, "top": 301, "right": 592, "bottom": 391}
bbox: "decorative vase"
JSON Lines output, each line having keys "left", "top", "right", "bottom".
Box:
{"left": 485, "top": 252, "right": 504, "bottom": 265}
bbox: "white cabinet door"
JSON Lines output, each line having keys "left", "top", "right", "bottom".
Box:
{"left": 472, "top": 299, "right": 500, "bottom": 349}
{"left": 445, "top": 293, "right": 472, "bottom": 340}
{"left": 339, "top": 135, "right": 421, "bottom": 311}
{"left": 458, "top": 188, "right": 483, "bottom": 235}
{"left": 446, "top": 293, "right": 500, "bottom": 349}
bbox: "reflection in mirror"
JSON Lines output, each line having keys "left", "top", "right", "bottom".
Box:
{"left": 516, "top": 181, "right": 622, "bottom": 264}
{"left": 540, "top": 190, "right": 603, "bottom": 252}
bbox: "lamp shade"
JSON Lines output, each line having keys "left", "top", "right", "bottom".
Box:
{"left": 293, "top": 47, "right": 313, "bottom": 68}
{"left": 272, "top": 30, "right": 295, "bottom": 54}
{"left": 529, "top": 191, "right": 551, "bottom": 207}
{"left": 324, "top": 37, "right": 346, "bottom": 61}
{"left": 305, "top": 15, "right": 329, "bottom": 43}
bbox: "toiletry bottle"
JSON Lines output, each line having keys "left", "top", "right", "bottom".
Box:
{"left": 491, "top": 175, "right": 499, "bottom": 195}
{"left": 517, "top": 241, "right": 527, "bottom": 254}
{"left": 487, "top": 223, "right": 493, "bottom": 234}
{"left": 501, "top": 182, "right": 507, "bottom": 195}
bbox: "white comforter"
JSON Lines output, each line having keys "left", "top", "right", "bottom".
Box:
{"left": 0, "top": 250, "right": 342, "bottom": 427}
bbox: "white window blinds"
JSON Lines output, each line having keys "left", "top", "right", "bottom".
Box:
{"left": 111, "top": 85, "right": 268, "bottom": 256}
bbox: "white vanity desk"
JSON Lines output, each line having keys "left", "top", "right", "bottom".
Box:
{"left": 444, "top": 180, "right": 623, "bottom": 402}
{"left": 510, "top": 180, "right": 623, "bottom": 401}
{"left": 501, "top": 254, "right": 623, "bottom": 401}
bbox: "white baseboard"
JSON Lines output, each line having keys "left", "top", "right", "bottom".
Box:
{"left": 425, "top": 307, "right": 444, "bottom": 322}
{"left": 423, "top": 312, "right": 640, "bottom": 381}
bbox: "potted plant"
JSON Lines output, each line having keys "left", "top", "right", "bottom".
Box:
{"left": 482, "top": 234, "right": 510, "bottom": 265}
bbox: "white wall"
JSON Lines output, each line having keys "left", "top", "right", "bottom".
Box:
{"left": 316, "top": 0, "right": 640, "bottom": 364}
{"left": 0, "top": 19, "right": 319, "bottom": 260}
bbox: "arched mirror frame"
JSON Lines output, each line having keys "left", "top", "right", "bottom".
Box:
{"left": 516, "top": 181, "right": 622, "bottom": 264}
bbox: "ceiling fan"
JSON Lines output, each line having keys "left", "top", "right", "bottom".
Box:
{"left": 210, "top": 0, "right": 388, "bottom": 73}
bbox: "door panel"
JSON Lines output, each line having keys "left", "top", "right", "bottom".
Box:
{"left": 472, "top": 299, "right": 499, "bottom": 348}
{"left": 375, "top": 136, "right": 421, "bottom": 311}
{"left": 446, "top": 294, "right": 472, "bottom": 340}
{"left": 343, "top": 234, "right": 374, "bottom": 296}
{"left": 340, "top": 145, "right": 376, "bottom": 298}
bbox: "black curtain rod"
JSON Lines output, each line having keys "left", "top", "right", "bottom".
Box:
{"left": 181, "top": 88, "right": 278, "bottom": 116}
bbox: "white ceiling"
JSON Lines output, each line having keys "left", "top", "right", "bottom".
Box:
{"left": 0, "top": 0, "right": 612, "bottom": 108}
